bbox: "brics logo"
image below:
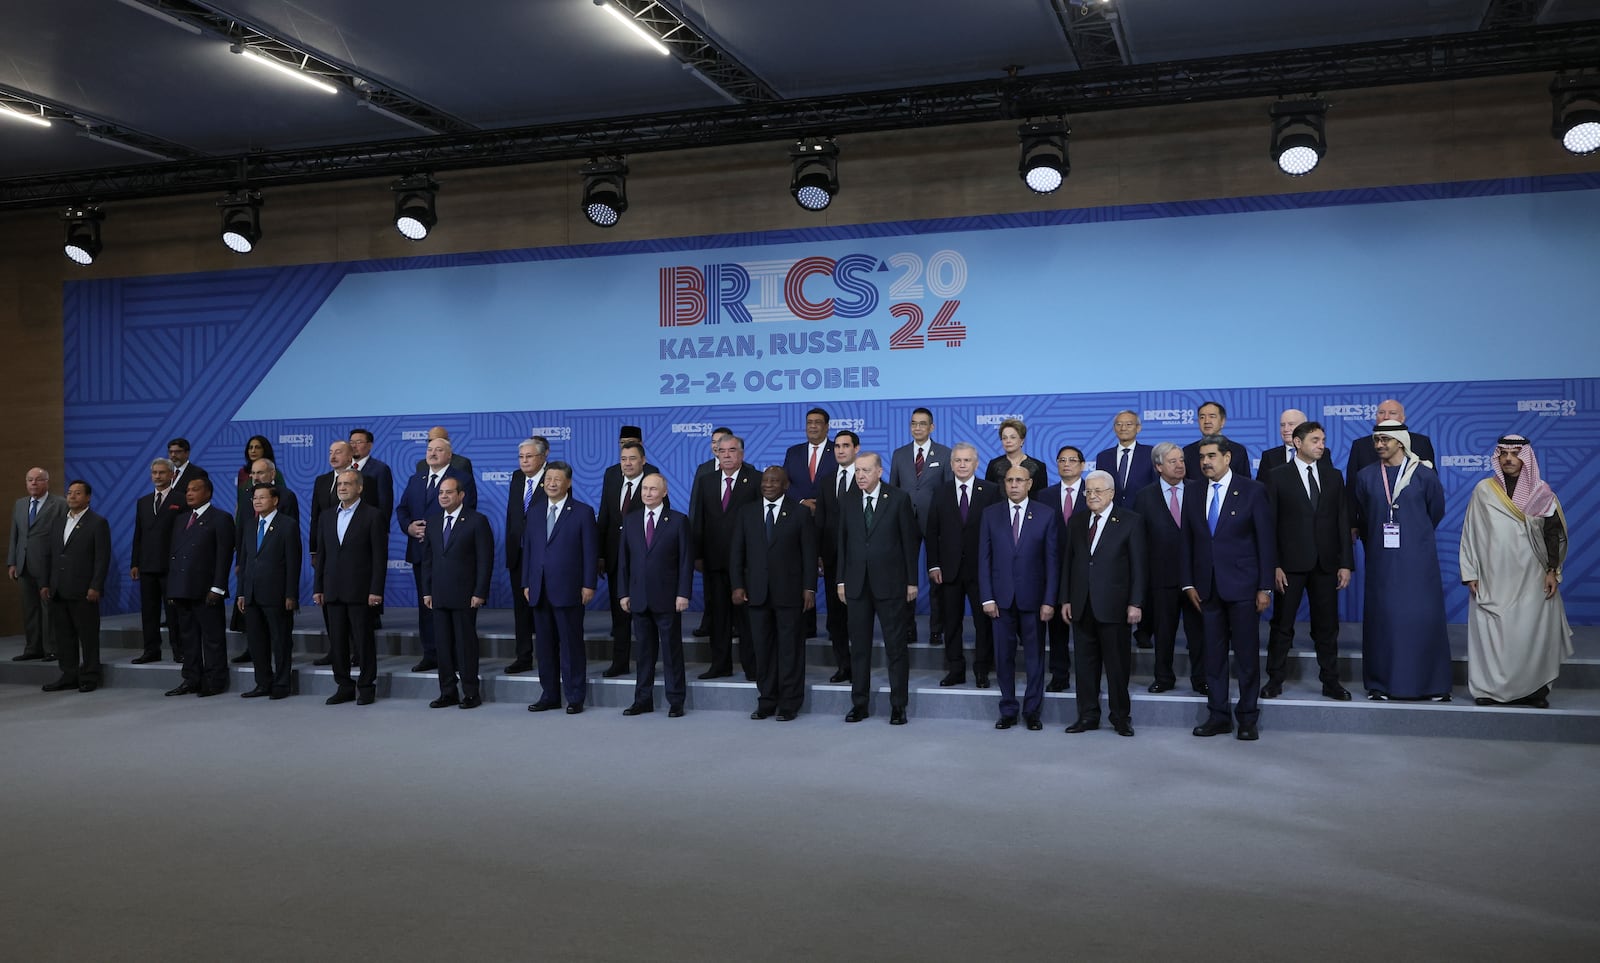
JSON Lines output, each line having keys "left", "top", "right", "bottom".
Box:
{"left": 276, "top": 434, "right": 315, "bottom": 447}
{"left": 400, "top": 430, "right": 431, "bottom": 441}
{"left": 975, "top": 414, "right": 1025, "bottom": 427}
{"left": 480, "top": 471, "right": 512, "bottom": 483}
{"left": 1323, "top": 404, "right": 1380, "bottom": 421}
{"left": 1516, "top": 400, "right": 1577, "bottom": 417}
{"left": 529, "top": 426, "right": 573, "bottom": 441}
{"left": 1143, "top": 409, "right": 1195, "bottom": 425}
{"left": 1439, "top": 456, "right": 1493, "bottom": 471}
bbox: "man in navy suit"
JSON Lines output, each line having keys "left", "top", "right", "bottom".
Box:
{"left": 37, "top": 480, "right": 111, "bottom": 693}
{"left": 1095, "top": 410, "right": 1156, "bottom": 509}
{"left": 1132, "top": 442, "right": 1207, "bottom": 695}
{"left": 1255, "top": 408, "right": 1306, "bottom": 481}
{"left": 420, "top": 477, "right": 493, "bottom": 709}
{"left": 230, "top": 458, "right": 300, "bottom": 665}
{"left": 165, "top": 476, "right": 234, "bottom": 697}
{"left": 503, "top": 437, "right": 548, "bottom": 674}
{"left": 235, "top": 483, "right": 301, "bottom": 700}
{"left": 732, "top": 467, "right": 817, "bottom": 721}
{"left": 980, "top": 465, "right": 1059, "bottom": 731}
{"left": 782, "top": 409, "right": 833, "bottom": 640}
{"left": 1034, "top": 446, "right": 1086, "bottom": 692}
{"left": 889, "top": 407, "right": 953, "bottom": 647}
{"left": 1058, "top": 471, "right": 1147, "bottom": 736}
{"left": 1181, "top": 435, "right": 1276, "bottom": 741}
{"left": 812, "top": 430, "right": 859, "bottom": 682}
{"left": 925, "top": 442, "right": 1001, "bottom": 688}
{"left": 836, "top": 452, "right": 921, "bottom": 725}
{"left": 348, "top": 428, "right": 395, "bottom": 524}
{"left": 398, "top": 437, "right": 477, "bottom": 673}
{"left": 313, "top": 470, "right": 386, "bottom": 705}
{"left": 618, "top": 474, "right": 693, "bottom": 716}
{"left": 1183, "top": 402, "right": 1252, "bottom": 483}
{"left": 522, "top": 461, "right": 599, "bottom": 714}
{"left": 597, "top": 436, "right": 658, "bottom": 677}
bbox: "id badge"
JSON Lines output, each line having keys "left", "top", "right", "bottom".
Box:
{"left": 1382, "top": 523, "right": 1400, "bottom": 549}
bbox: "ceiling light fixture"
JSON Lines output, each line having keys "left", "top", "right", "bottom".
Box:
{"left": 62, "top": 206, "right": 104, "bottom": 265}
{"left": 595, "top": 0, "right": 671, "bottom": 56}
{"left": 1551, "top": 74, "right": 1600, "bottom": 156}
{"left": 1018, "top": 121, "right": 1070, "bottom": 194}
{"left": 392, "top": 175, "right": 439, "bottom": 240}
{"left": 581, "top": 157, "right": 629, "bottom": 228}
{"left": 231, "top": 44, "right": 340, "bottom": 95}
{"left": 790, "top": 138, "right": 839, "bottom": 211}
{"left": 1269, "top": 98, "right": 1328, "bottom": 176}
{"left": 218, "top": 190, "right": 263, "bottom": 254}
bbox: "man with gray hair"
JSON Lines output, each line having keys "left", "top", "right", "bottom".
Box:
{"left": 503, "top": 436, "right": 549, "bottom": 674}
{"left": 1058, "top": 470, "right": 1146, "bottom": 736}
{"left": 9, "top": 467, "right": 65, "bottom": 662}
{"left": 130, "top": 458, "right": 188, "bottom": 663}
{"left": 1132, "top": 442, "right": 1207, "bottom": 694}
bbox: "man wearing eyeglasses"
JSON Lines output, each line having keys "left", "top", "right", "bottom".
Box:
{"left": 1058, "top": 471, "right": 1146, "bottom": 737}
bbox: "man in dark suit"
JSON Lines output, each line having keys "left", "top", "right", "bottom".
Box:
{"left": 165, "top": 476, "right": 234, "bottom": 697}
{"left": 889, "top": 406, "right": 952, "bottom": 647}
{"left": 130, "top": 457, "right": 187, "bottom": 663}
{"left": 1132, "top": 442, "right": 1208, "bottom": 695}
{"left": 1344, "top": 398, "right": 1436, "bottom": 536}
{"left": 1263, "top": 421, "right": 1354, "bottom": 701}
{"left": 1035, "top": 446, "right": 1086, "bottom": 692}
{"left": 686, "top": 426, "right": 732, "bottom": 639}
{"left": 349, "top": 428, "right": 395, "bottom": 524}
{"left": 420, "top": 477, "right": 493, "bottom": 709}
{"left": 308, "top": 441, "right": 355, "bottom": 567}
{"left": 1255, "top": 408, "right": 1307, "bottom": 480}
{"left": 1095, "top": 410, "right": 1156, "bottom": 509}
{"left": 691, "top": 433, "right": 760, "bottom": 680}
{"left": 925, "top": 442, "right": 1001, "bottom": 688}
{"left": 503, "top": 437, "right": 548, "bottom": 674}
{"left": 37, "top": 480, "right": 111, "bottom": 693}
{"left": 836, "top": 452, "right": 921, "bottom": 725}
{"left": 522, "top": 461, "right": 599, "bottom": 714}
{"left": 980, "top": 464, "right": 1059, "bottom": 731}
{"left": 398, "top": 437, "right": 477, "bottom": 673}
{"left": 812, "top": 430, "right": 859, "bottom": 682}
{"left": 166, "top": 437, "right": 209, "bottom": 492}
{"left": 9, "top": 467, "right": 66, "bottom": 662}
{"left": 313, "top": 470, "right": 387, "bottom": 705}
{"left": 731, "top": 467, "right": 817, "bottom": 721}
{"left": 413, "top": 426, "right": 474, "bottom": 478}
{"left": 617, "top": 473, "right": 693, "bottom": 716}
{"left": 782, "top": 409, "right": 835, "bottom": 640}
{"left": 235, "top": 483, "right": 301, "bottom": 700}
{"left": 597, "top": 436, "right": 658, "bottom": 678}
{"left": 1183, "top": 402, "right": 1252, "bottom": 483}
{"left": 1181, "top": 435, "right": 1275, "bottom": 741}
{"left": 1058, "top": 471, "right": 1147, "bottom": 736}
{"left": 231, "top": 457, "right": 301, "bottom": 664}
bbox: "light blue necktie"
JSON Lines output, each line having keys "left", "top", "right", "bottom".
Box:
{"left": 256, "top": 517, "right": 266, "bottom": 548}
{"left": 1207, "top": 483, "right": 1221, "bottom": 534}
{"left": 29, "top": 499, "right": 38, "bottom": 525}
{"left": 547, "top": 504, "right": 559, "bottom": 541}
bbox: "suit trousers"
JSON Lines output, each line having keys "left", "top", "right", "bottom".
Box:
{"left": 244, "top": 602, "right": 294, "bottom": 695}
{"left": 509, "top": 577, "right": 534, "bottom": 663}
{"left": 847, "top": 594, "right": 909, "bottom": 711}
{"left": 17, "top": 572, "right": 50, "bottom": 657}
{"left": 1043, "top": 610, "right": 1072, "bottom": 680}
{"left": 49, "top": 596, "right": 100, "bottom": 684}
{"left": 632, "top": 608, "right": 686, "bottom": 709}
{"left": 605, "top": 568, "right": 632, "bottom": 668}
{"left": 326, "top": 602, "right": 377, "bottom": 695}
{"left": 703, "top": 569, "right": 753, "bottom": 676}
{"left": 1073, "top": 605, "right": 1133, "bottom": 725}
{"left": 1200, "top": 594, "right": 1263, "bottom": 726}
{"left": 820, "top": 558, "right": 849, "bottom": 669}
{"left": 936, "top": 576, "right": 994, "bottom": 676}
{"left": 173, "top": 596, "right": 228, "bottom": 692}
{"left": 137, "top": 573, "right": 179, "bottom": 659}
{"left": 432, "top": 606, "right": 481, "bottom": 699}
{"left": 532, "top": 597, "right": 587, "bottom": 707}
{"left": 410, "top": 568, "right": 436, "bottom": 660}
{"left": 1148, "top": 585, "right": 1205, "bottom": 688}
{"left": 747, "top": 601, "right": 806, "bottom": 714}
{"left": 993, "top": 605, "right": 1045, "bottom": 719}
{"left": 1268, "top": 569, "right": 1341, "bottom": 685}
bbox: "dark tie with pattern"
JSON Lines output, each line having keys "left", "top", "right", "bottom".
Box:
{"left": 863, "top": 494, "right": 874, "bottom": 528}
{"left": 959, "top": 483, "right": 969, "bottom": 523}
{"left": 1307, "top": 465, "right": 1321, "bottom": 509}
{"left": 443, "top": 513, "right": 454, "bottom": 547}
{"left": 1117, "top": 448, "right": 1130, "bottom": 489}
{"left": 1087, "top": 513, "right": 1100, "bottom": 553}
{"left": 914, "top": 448, "right": 925, "bottom": 477}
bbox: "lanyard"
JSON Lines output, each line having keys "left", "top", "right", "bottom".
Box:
{"left": 1378, "top": 460, "right": 1407, "bottom": 524}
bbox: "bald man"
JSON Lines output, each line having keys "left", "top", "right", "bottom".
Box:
{"left": 1344, "top": 399, "right": 1435, "bottom": 535}
{"left": 1256, "top": 408, "right": 1308, "bottom": 481}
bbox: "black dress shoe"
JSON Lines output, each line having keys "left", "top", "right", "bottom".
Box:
{"left": 77, "top": 682, "right": 98, "bottom": 693}
{"left": 1147, "top": 681, "right": 1175, "bottom": 693}
{"left": 42, "top": 652, "right": 56, "bottom": 661}
{"left": 1113, "top": 722, "right": 1135, "bottom": 737}
{"left": 165, "top": 683, "right": 199, "bottom": 697}
{"left": 691, "top": 624, "right": 710, "bottom": 637}
{"left": 1046, "top": 677, "right": 1070, "bottom": 693}
{"left": 698, "top": 669, "right": 733, "bottom": 680}
{"left": 668, "top": 706, "right": 685, "bottom": 717}
{"left": 326, "top": 688, "right": 356, "bottom": 705}
{"left": 1260, "top": 680, "right": 1283, "bottom": 699}
{"left": 1193, "top": 719, "right": 1233, "bottom": 737}
{"left": 411, "top": 659, "right": 437, "bottom": 673}
{"left": 356, "top": 691, "right": 375, "bottom": 705}
{"left": 939, "top": 672, "right": 965, "bottom": 687}
{"left": 528, "top": 701, "right": 559, "bottom": 712}
{"left": 776, "top": 711, "right": 796, "bottom": 721}
{"left": 504, "top": 660, "right": 533, "bottom": 674}
{"left": 312, "top": 654, "right": 334, "bottom": 666}
{"left": 460, "top": 696, "right": 482, "bottom": 709}
{"left": 199, "top": 686, "right": 225, "bottom": 697}
{"left": 995, "top": 716, "right": 1017, "bottom": 730}
{"left": 1191, "top": 682, "right": 1210, "bottom": 695}
{"left": 241, "top": 686, "right": 271, "bottom": 698}
{"left": 827, "top": 670, "right": 850, "bottom": 684}
{"left": 1024, "top": 715, "right": 1043, "bottom": 731}
{"left": 269, "top": 691, "right": 289, "bottom": 701}
{"left": 1064, "top": 719, "right": 1099, "bottom": 733}
{"left": 231, "top": 651, "right": 252, "bottom": 664}
{"left": 565, "top": 704, "right": 583, "bottom": 714}
{"left": 844, "top": 707, "right": 868, "bottom": 723}
{"left": 751, "top": 709, "right": 773, "bottom": 720}
{"left": 889, "top": 709, "right": 907, "bottom": 725}
{"left": 42, "top": 679, "right": 78, "bottom": 692}
{"left": 1322, "top": 683, "right": 1353, "bottom": 701}
{"left": 429, "top": 694, "right": 460, "bottom": 708}
{"left": 11, "top": 652, "right": 45, "bottom": 661}
{"left": 602, "top": 665, "right": 629, "bottom": 678}
{"left": 623, "top": 704, "right": 654, "bottom": 716}
{"left": 131, "top": 653, "right": 161, "bottom": 665}
{"left": 1236, "top": 724, "right": 1260, "bottom": 741}
{"left": 975, "top": 674, "right": 991, "bottom": 689}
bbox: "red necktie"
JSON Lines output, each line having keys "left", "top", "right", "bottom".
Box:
{"left": 914, "top": 448, "right": 925, "bottom": 477}
{"left": 1088, "top": 513, "right": 1100, "bottom": 552}
{"left": 186, "top": 510, "right": 198, "bottom": 529}
{"left": 807, "top": 446, "right": 819, "bottom": 482}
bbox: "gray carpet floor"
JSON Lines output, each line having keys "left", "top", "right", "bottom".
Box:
{"left": 3, "top": 684, "right": 1597, "bottom": 961}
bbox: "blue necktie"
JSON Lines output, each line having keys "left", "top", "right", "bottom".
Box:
{"left": 523, "top": 478, "right": 534, "bottom": 513}
{"left": 28, "top": 499, "right": 37, "bottom": 525}
{"left": 1117, "top": 448, "right": 1130, "bottom": 489}
{"left": 1207, "top": 483, "right": 1221, "bottom": 534}
{"left": 443, "top": 513, "right": 454, "bottom": 546}
{"left": 766, "top": 504, "right": 776, "bottom": 543}
{"left": 256, "top": 517, "right": 266, "bottom": 548}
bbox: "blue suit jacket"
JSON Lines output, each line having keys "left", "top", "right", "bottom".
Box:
{"left": 1179, "top": 473, "right": 1276, "bottom": 604}
{"left": 520, "top": 498, "right": 599, "bottom": 607}
{"left": 617, "top": 507, "right": 693, "bottom": 614}
{"left": 1095, "top": 443, "right": 1156, "bottom": 508}
{"left": 978, "top": 498, "right": 1059, "bottom": 611}
{"left": 418, "top": 508, "right": 493, "bottom": 608}
{"left": 396, "top": 465, "right": 477, "bottom": 564}
{"left": 782, "top": 440, "right": 837, "bottom": 503}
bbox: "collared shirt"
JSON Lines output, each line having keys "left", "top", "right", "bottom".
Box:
{"left": 351, "top": 457, "right": 365, "bottom": 472}
{"left": 1088, "top": 509, "right": 1111, "bottom": 553}
{"left": 336, "top": 501, "right": 358, "bottom": 542}
{"left": 547, "top": 496, "right": 568, "bottom": 516}
{"left": 836, "top": 465, "right": 855, "bottom": 492}
{"left": 1209, "top": 470, "right": 1234, "bottom": 515}
{"left": 1163, "top": 479, "right": 1185, "bottom": 514}
{"left": 63, "top": 508, "right": 85, "bottom": 542}
{"left": 620, "top": 472, "right": 643, "bottom": 509}
{"left": 763, "top": 498, "right": 783, "bottom": 517}
{"left": 861, "top": 484, "right": 882, "bottom": 510}
{"left": 1294, "top": 455, "right": 1321, "bottom": 501}
{"left": 1060, "top": 480, "right": 1081, "bottom": 511}
{"left": 256, "top": 509, "right": 279, "bottom": 532}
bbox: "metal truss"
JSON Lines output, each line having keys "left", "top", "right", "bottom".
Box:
{"left": 609, "top": 0, "right": 780, "bottom": 102}
{"left": 1480, "top": 0, "right": 1550, "bottom": 30}
{"left": 3, "top": 20, "right": 1598, "bottom": 210}
{"left": 0, "top": 84, "right": 201, "bottom": 161}
{"left": 1049, "top": 0, "right": 1132, "bottom": 70}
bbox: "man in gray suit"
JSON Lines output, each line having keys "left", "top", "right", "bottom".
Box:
{"left": 8, "top": 467, "right": 67, "bottom": 662}
{"left": 37, "top": 480, "right": 111, "bottom": 692}
{"left": 888, "top": 407, "right": 952, "bottom": 647}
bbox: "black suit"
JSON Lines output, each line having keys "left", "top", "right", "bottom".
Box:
{"left": 618, "top": 506, "right": 693, "bottom": 710}
{"left": 353, "top": 458, "right": 395, "bottom": 524}
{"left": 167, "top": 503, "right": 235, "bottom": 693}
{"left": 597, "top": 465, "right": 660, "bottom": 670}
{"left": 1059, "top": 508, "right": 1147, "bottom": 727}
{"left": 1345, "top": 431, "right": 1435, "bottom": 532}
{"left": 308, "top": 466, "right": 382, "bottom": 557}
{"left": 837, "top": 483, "right": 921, "bottom": 713}
{"left": 923, "top": 476, "right": 1000, "bottom": 679}
{"left": 504, "top": 468, "right": 545, "bottom": 665}
{"left": 1131, "top": 479, "right": 1207, "bottom": 690}
{"left": 731, "top": 497, "right": 817, "bottom": 715}
{"left": 314, "top": 502, "right": 387, "bottom": 697}
{"left": 237, "top": 510, "right": 302, "bottom": 696}
{"left": 1034, "top": 481, "right": 1085, "bottom": 683}
{"left": 812, "top": 463, "right": 855, "bottom": 670}
{"left": 39, "top": 509, "right": 111, "bottom": 686}
{"left": 691, "top": 465, "right": 761, "bottom": 676}
{"left": 1264, "top": 458, "right": 1353, "bottom": 687}
{"left": 1255, "top": 444, "right": 1299, "bottom": 481}
{"left": 1095, "top": 443, "right": 1157, "bottom": 509}
{"left": 1183, "top": 439, "right": 1251, "bottom": 483}
{"left": 419, "top": 508, "right": 493, "bottom": 701}
{"left": 131, "top": 487, "right": 187, "bottom": 659}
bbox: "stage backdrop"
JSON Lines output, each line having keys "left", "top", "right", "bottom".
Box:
{"left": 63, "top": 173, "right": 1600, "bottom": 625}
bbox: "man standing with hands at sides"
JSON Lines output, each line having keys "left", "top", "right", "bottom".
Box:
{"left": 308, "top": 440, "right": 356, "bottom": 667}
{"left": 1181, "top": 435, "right": 1275, "bottom": 741}
{"left": 687, "top": 427, "right": 732, "bottom": 639}
{"left": 1096, "top": 411, "right": 1155, "bottom": 509}
{"left": 782, "top": 409, "right": 835, "bottom": 641}
{"left": 131, "top": 458, "right": 187, "bottom": 663}
{"left": 1346, "top": 399, "right": 1436, "bottom": 537}
{"left": 890, "top": 407, "right": 951, "bottom": 648}
{"left": 926, "top": 442, "right": 1001, "bottom": 688}
{"left": 1058, "top": 471, "right": 1146, "bottom": 736}
{"left": 618, "top": 474, "right": 693, "bottom": 717}
{"left": 597, "top": 436, "right": 654, "bottom": 678}
{"left": 166, "top": 438, "right": 209, "bottom": 490}
{"left": 812, "top": 430, "right": 859, "bottom": 683}
{"left": 1183, "top": 402, "right": 1251, "bottom": 482}
{"left": 231, "top": 458, "right": 300, "bottom": 665}
{"left": 523, "top": 462, "right": 598, "bottom": 715}
{"left": 979, "top": 465, "right": 1058, "bottom": 731}
{"left": 165, "top": 476, "right": 234, "bottom": 697}
{"left": 398, "top": 437, "right": 477, "bottom": 673}
{"left": 38, "top": 480, "right": 111, "bottom": 693}
{"left": 314, "top": 470, "right": 386, "bottom": 706}
{"left": 732, "top": 467, "right": 817, "bottom": 722}
{"left": 236, "top": 484, "right": 301, "bottom": 701}
{"left": 836, "top": 452, "right": 921, "bottom": 725}
{"left": 348, "top": 429, "right": 395, "bottom": 524}
{"left": 503, "top": 437, "right": 548, "bottom": 675}
{"left": 10, "top": 467, "right": 65, "bottom": 662}
{"left": 1256, "top": 409, "right": 1307, "bottom": 480}
{"left": 420, "top": 478, "right": 492, "bottom": 710}
{"left": 692, "top": 434, "right": 760, "bottom": 680}
{"left": 1036, "top": 446, "right": 1087, "bottom": 692}
{"left": 1133, "top": 443, "right": 1208, "bottom": 695}
{"left": 1262, "top": 421, "right": 1354, "bottom": 701}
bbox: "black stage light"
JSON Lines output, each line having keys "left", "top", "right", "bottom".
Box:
{"left": 1269, "top": 99, "right": 1328, "bottom": 176}
{"left": 1018, "top": 121, "right": 1070, "bottom": 194}
{"left": 1551, "top": 75, "right": 1600, "bottom": 156}
{"left": 392, "top": 174, "right": 439, "bottom": 240}
{"left": 62, "top": 205, "right": 104, "bottom": 265}
{"left": 581, "top": 158, "right": 629, "bottom": 227}
{"left": 219, "top": 190, "right": 263, "bottom": 254}
{"left": 790, "top": 138, "right": 839, "bottom": 211}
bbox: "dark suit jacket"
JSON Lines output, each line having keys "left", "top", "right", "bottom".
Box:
{"left": 1183, "top": 439, "right": 1252, "bottom": 483}
{"left": 837, "top": 483, "right": 920, "bottom": 601}
{"left": 978, "top": 498, "right": 1059, "bottom": 610}
{"left": 1265, "top": 458, "right": 1353, "bottom": 574}
{"left": 617, "top": 507, "right": 693, "bottom": 613}
{"left": 237, "top": 510, "right": 302, "bottom": 607}
{"left": 984, "top": 455, "right": 1049, "bottom": 496}
{"left": 1255, "top": 444, "right": 1300, "bottom": 481}
{"left": 924, "top": 477, "right": 1000, "bottom": 584}
{"left": 415, "top": 452, "right": 474, "bottom": 478}
{"left": 309, "top": 466, "right": 381, "bottom": 556}
{"left": 167, "top": 504, "right": 234, "bottom": 601}
{"left": 397, "top": 466, "right": 477, "bottom": 564}
{"left": 131, "top": 488, "right": 186, "bottom": 573}
{"left": 597, "top": 466, "right": 660, "bottom": 575}
{"left": 691, "top": 465, "right": 760, "bottom": 572}
{"left": 1058, "top": 508, "right": 1147, "bottom": 620}
{"left": 730, "top": 497, "right": 817, "bottom": 607}
{"left": 235, "top": 486, "right": 299, "bottom": 569}
{"left": 1345, "top": 431, "right": 1435, "bottom": 530}
{"left": 504, "top": 468, "right": 546, "bottom": 577}
{"left": 1179, "top": 473, "right": 1275, "bottom": 603}
{"left": 1095, "top": 443, "right": 1156, "bottom": 508}
{"left": 686, "top": 457, "right": 719, "bottom": 522}
{"left": 812, "top": 463, "right": 856, "bottom": 567}
{"left": 1035, "top": 480, "right": 1087, "bottom": 560}
{"left": 1131, "top": 479, "right": 1205, "bottom": 590}
{"left": 418, "top": 508, "right": 493, "bottom": 608}
{"left": 520, "top": 498, "right": 599, "bottom": 607}
{"left": 314, "top": 502, "right": 387, "bottom": 603}
{"left": 355, "top": 457, "right": 396, "bottom": 522}
{"left": 888, "top": 441, "right": 953, "bottom": 531}
{"left": 782, "top": 441, "right": 837, "bottom": 503}
{"left": 170, "top": 462, "right": 210, "bottom": 490}
{"left": 39, "top": 509, "right": 111, "bottom": 599}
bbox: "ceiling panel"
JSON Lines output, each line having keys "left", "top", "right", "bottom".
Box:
{"left": 1119, "top": 0, "right": 1487, "bottom": 63}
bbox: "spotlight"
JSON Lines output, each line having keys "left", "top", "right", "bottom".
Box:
{"left": 218, "top": 190, "right": 263, "bottom": 254}
{"left": 1018, "top": 121, "right": 1070, "bottom": 194}
{"left": 1551, "top": 75, "right": 1600, "bottom": 156}
{"left": 392, "top": 174, "right": 439, "bottom": 240}
{"left": 62, "top": 206, "right": 104, "bottom": 266}
{"left": 581, "top": 158, "right": 628, "bottom": 228}
{"left": 790, "top": 138, "right": 839, "bottom": 211}
{"left": 1269, "top": 99, "right": 1328, "bottom": 176}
